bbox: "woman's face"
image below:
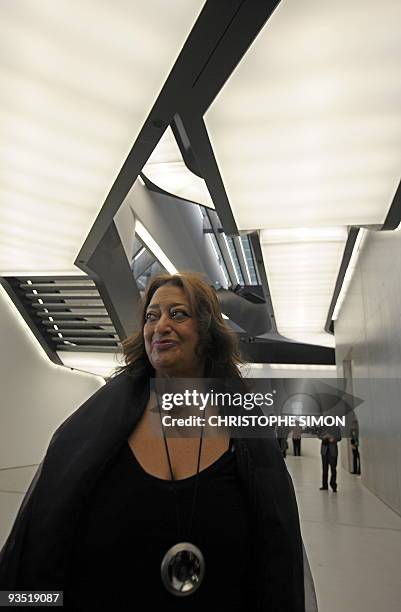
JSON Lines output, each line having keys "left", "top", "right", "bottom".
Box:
{"left": 143, "top": 284, "right": 204, "bottom": 377}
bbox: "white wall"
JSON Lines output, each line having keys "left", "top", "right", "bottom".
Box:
{"left": 0, "top": 285, "right": 105, "bottom": 547}
{"left": 335, "top": 229, "right": 401, "bottom": 516}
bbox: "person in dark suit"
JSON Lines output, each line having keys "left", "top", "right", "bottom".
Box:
{"left": 318, "top": 425, "right": 342, "bottom": 492}
{"left": 291, "top": 421, "right": 302, "bottom": 456}
{"left": 350, "top": 419, "right": 361, "bottom": 475}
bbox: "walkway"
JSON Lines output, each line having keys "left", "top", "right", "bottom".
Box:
{"left": 287, "top": 439, "right": 401, "bottom": 612}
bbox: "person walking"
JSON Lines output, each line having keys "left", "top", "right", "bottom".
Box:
{"left": 291, "top": 421, "right": 302, "bottom": 456}
{"left": 319, "top": 426, "right": 342, "bottom": 492}
{"left": 350, "top": 419, "right": 361, "bottom": 474}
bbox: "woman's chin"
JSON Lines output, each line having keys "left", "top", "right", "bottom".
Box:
{"left": 153, "top": 359, "right": 179, "bottom": 376}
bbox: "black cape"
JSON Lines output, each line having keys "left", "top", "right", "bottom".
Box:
{"left": 0, "top": 371, "right": 308, "bottom": 611}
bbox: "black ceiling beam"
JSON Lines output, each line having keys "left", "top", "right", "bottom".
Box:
{"left": 76, "top": 222, "right": 142, "bottom": 339}
{"left": 248, "top": 232, "right": 277, "bottom": 333}
{"left": 177, "top": 115, "right": 238, "bottom": 234}
{"left": 170, "top": 114, "right": 202, "bottom": 178}
{"left": 325, "top": 227, "right": 360, "bottom": 334}
{"left": 381, "top": 179, "right": 401, "bottom": 230}
{"left": 182, "top": 0, "right": 281, "bottom": 116}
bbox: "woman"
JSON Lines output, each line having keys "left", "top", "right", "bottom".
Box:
{"left": 0, "top": 272, "right": 305, "bottom": 610}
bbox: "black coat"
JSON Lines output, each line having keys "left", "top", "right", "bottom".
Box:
{"left": 319, "top": 426, "right": 342, "bottom": 458}
{"left": 0, "top": 371, "right": 305, "bottom": 611}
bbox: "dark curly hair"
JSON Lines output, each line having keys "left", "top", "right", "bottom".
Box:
{"left": 114, "top": 272, "right": 243, "bottom": 380}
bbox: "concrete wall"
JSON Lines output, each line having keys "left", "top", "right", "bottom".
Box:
{"left": 335, "top": 229, "right": 401, "bottom": 516}
{"left": 0, "top": 285, "right": 105, "bottom": 547}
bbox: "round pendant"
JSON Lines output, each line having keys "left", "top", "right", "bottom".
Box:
{"left": 160, "top": 542, "right": 205, "bottom": 597}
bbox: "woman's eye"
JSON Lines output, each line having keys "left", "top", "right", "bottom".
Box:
{"left": 171, "top": 310, "right": 189, "bottom": 321}
{"left": 145, "top": 312, "right": 158, "bottom": 322}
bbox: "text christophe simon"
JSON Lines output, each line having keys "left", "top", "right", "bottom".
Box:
{"left": 158, "top": 390, "right": 346, "bottom": 428}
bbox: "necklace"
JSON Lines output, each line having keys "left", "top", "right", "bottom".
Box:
{"left": 157, "top": 399, "right": 206, "bottom": 597}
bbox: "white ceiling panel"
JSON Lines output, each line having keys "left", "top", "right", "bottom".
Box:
{"left": 143, "top": 127, "right": 214, "bottom": 208}
{"left": 260, "top": 228, "right": 348, "bottom": 347}
{"left": 205, "top": 0, "right": 401, "bottom": 346}
{"left": 0, "top": 0, "right": 205, "bottom": 275}
{"left": 205, "top": 0, "right": 401, "bottom": 230}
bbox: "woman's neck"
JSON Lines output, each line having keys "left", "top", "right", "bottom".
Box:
{"left": 154, "top": 364, "right": 205, "bottom": 379}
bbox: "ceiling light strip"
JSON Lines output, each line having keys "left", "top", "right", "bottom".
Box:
{"left": 135, "top": 220, "right": 178, "bottom": 275}
{"left": 133, "top": 247, "right": 146, "bottom": 261}
{"left": 223, "top": 234, "right": 242, "bottom": 285}
{"left": 237, "top": 236, "right": 252, "bottom": 284}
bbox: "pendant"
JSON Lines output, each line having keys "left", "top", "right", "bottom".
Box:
{"left": 160, "top": 542, "right": 205, "bottom": 596}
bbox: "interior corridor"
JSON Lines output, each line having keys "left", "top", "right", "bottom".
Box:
{"left": 287, "top": 439, "right": 401, "bottom": 612}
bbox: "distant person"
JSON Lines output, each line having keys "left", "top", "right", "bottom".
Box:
{"left": 319, "top": 425, "right": 342, "bottom": 492}
{"left": 277, "top": 425, "right": 290, "bottom": 458}
{"left": 350, "top": 419, "right": 361, "bottom": 475}
{"left": 291, "top": 421, "right": 302, "bottom": 456}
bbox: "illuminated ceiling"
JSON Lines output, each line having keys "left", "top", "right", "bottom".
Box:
{"left": 0, "top": 0, "right": 204, "bottom": 275}
{"left": 2, "top": 0, "right": 400, "bottom": 358}
{"left": 205, "top": 0, "right": 401, "bottom": 231}
{"left": 203, "top": 0, "right": 401, "bottom": 345}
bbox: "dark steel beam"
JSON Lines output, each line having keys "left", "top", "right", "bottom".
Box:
{"left": 248, "top": 232, "right": 277, "bottom": 333}
{"left": 381, "top": 179, "right": 401, "bottom": 230}
{"left": 77, "top": 221, "right": 142, "bottom": 340}
{"left": 325, "top": 227, "right": 360, "bottom": 334}
{"left": 178, "top": 115, "right": 238, "bottom": 234}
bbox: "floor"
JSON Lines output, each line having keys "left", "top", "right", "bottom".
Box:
{"left": 0, "top": 463, "right": 37, "bottom": 549}
{"left": 286, "top": 439, "right": 401, "bottom": 612}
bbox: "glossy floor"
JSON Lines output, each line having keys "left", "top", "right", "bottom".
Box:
{"left": 287, "top": 439, "right": 401, "bottom": 612}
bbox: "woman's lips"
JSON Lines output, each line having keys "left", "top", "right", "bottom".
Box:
{"left": 152, "top": 340, "right": 178, "bottom": 351}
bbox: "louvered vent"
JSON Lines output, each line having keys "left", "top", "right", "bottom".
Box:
{"left": 7, "top": 276, "right": 121, "bottom": 353}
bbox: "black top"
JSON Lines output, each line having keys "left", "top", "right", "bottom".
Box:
{"left": 66, "top": 440, "right": 256, "bottom": 611}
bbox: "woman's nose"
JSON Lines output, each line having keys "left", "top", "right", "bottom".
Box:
{"left": 154, "top": 312, "right": 172, "bottom": 334}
